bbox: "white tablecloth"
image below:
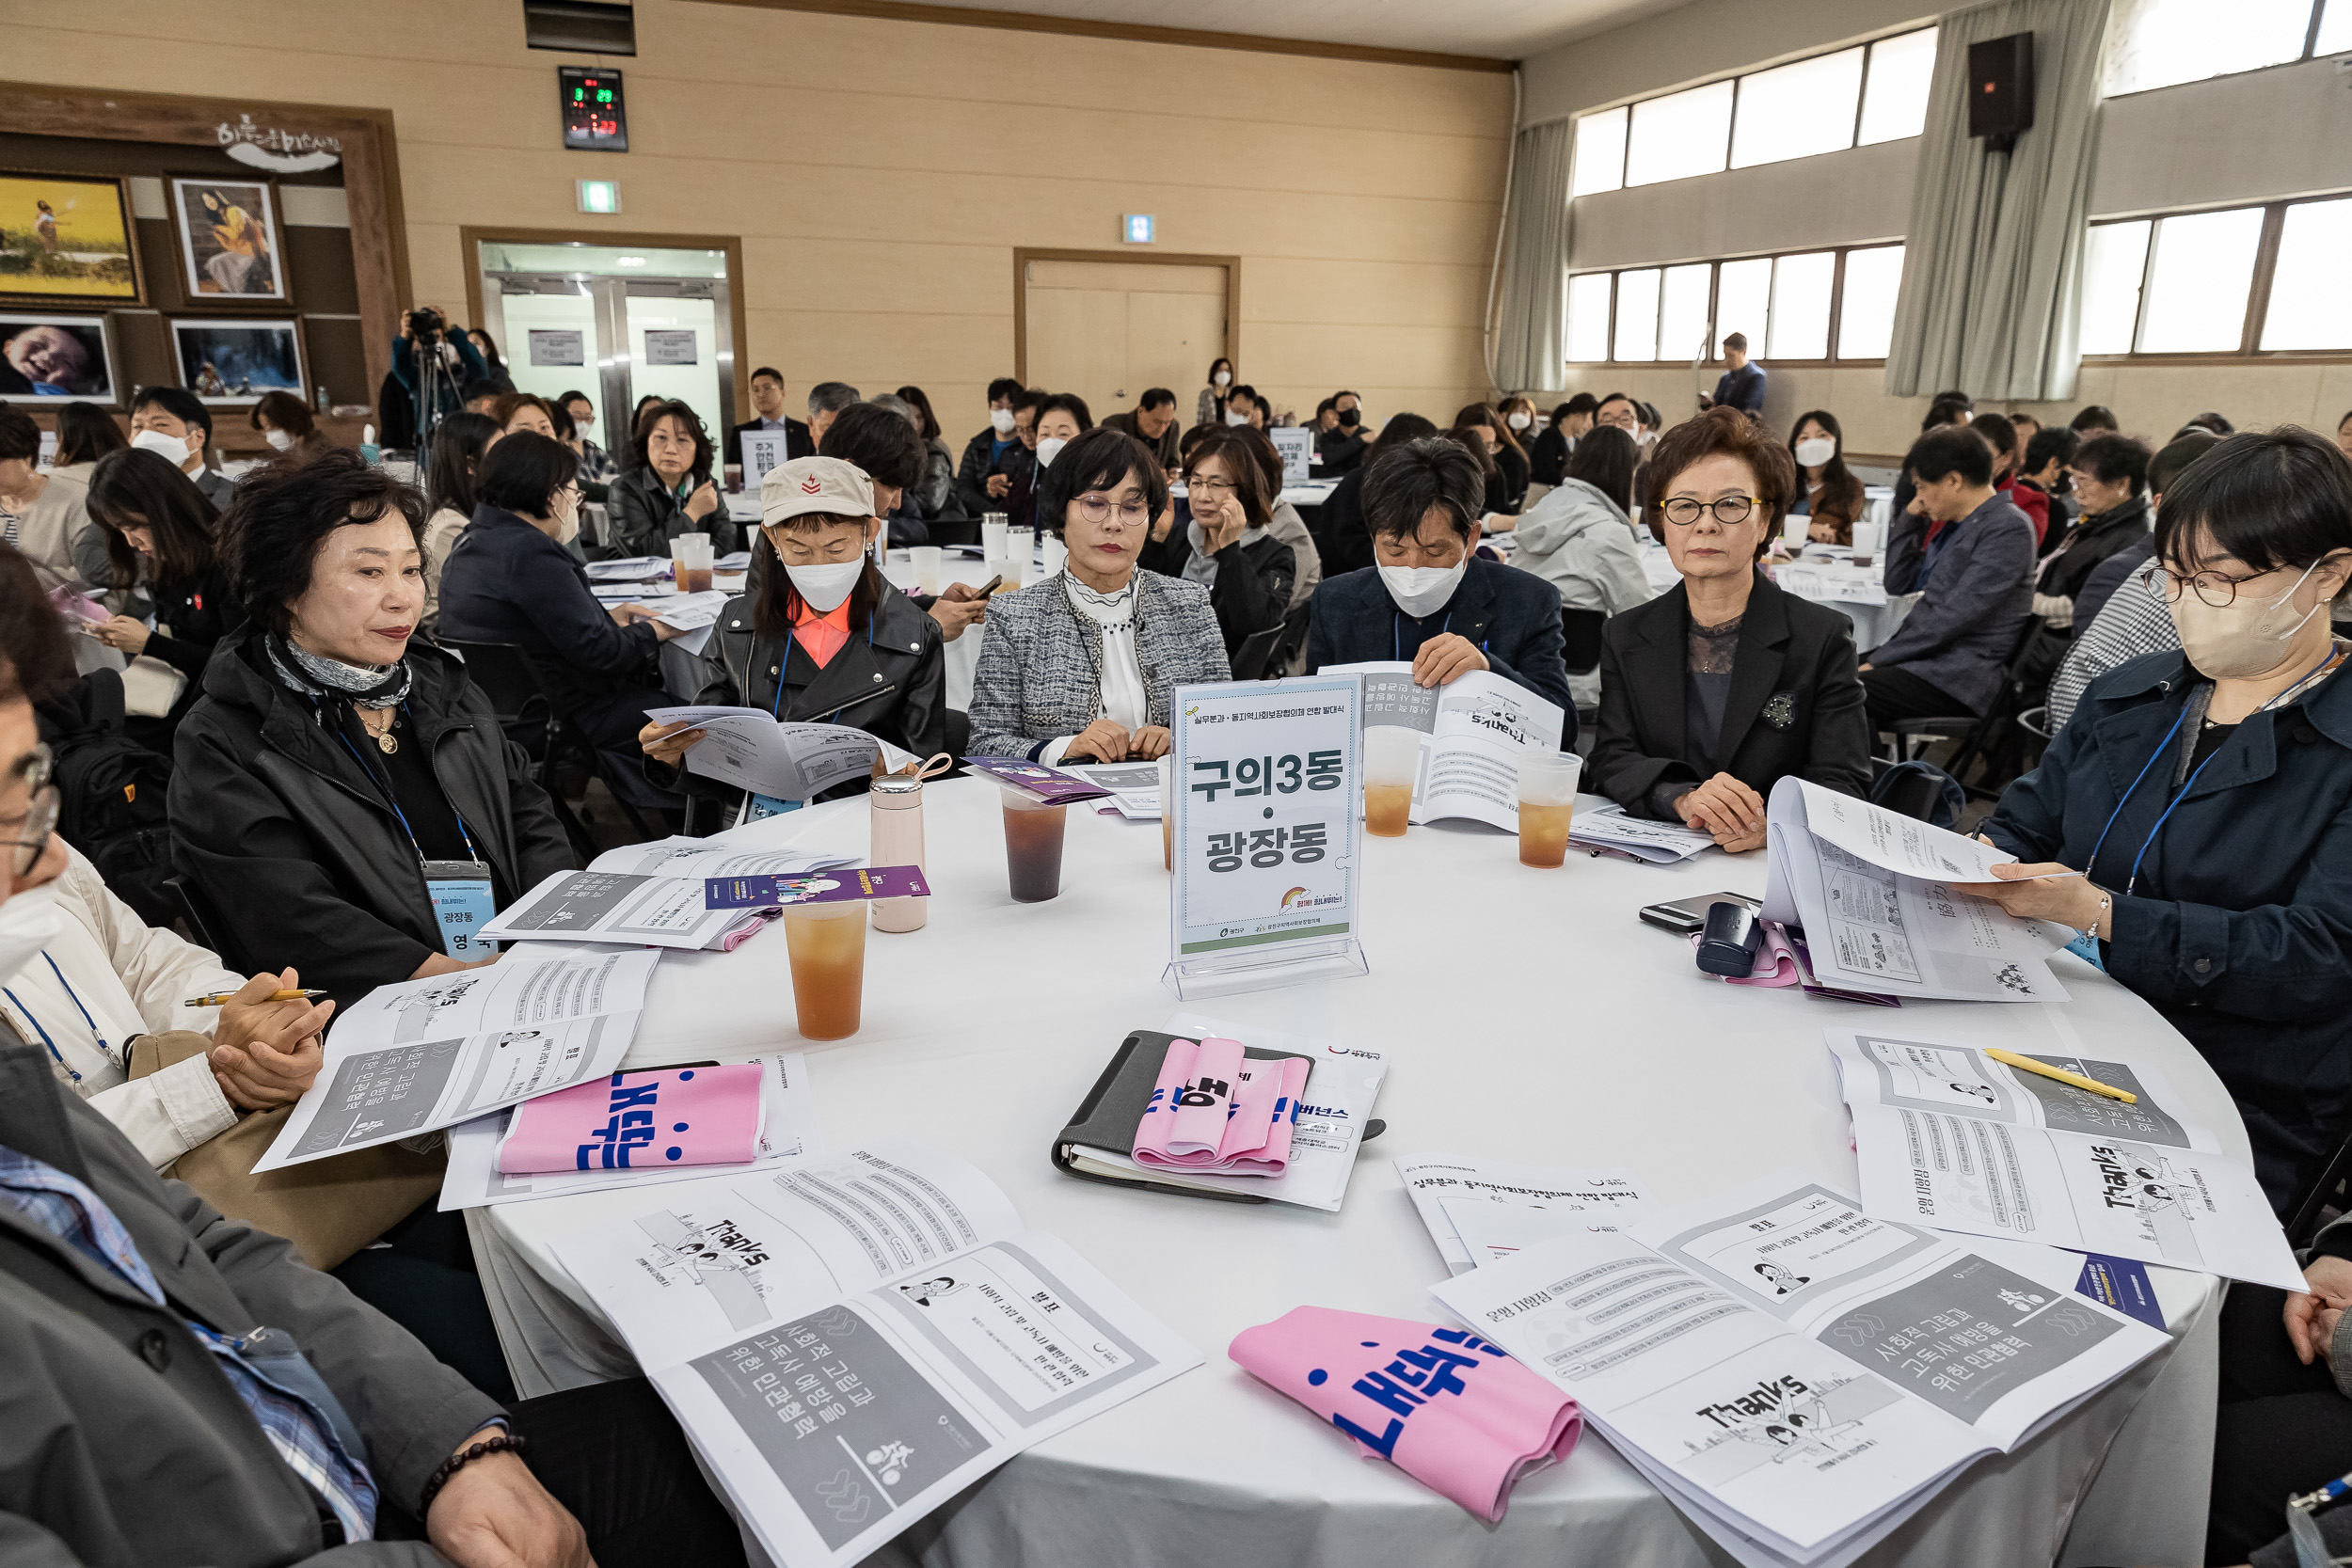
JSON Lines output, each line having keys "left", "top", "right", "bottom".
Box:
{"left": 475, "top": 778, "right": 2225, "bottom": 1568}
{"left": 1637, "top": 546, "right": 1921, "bottom": 656}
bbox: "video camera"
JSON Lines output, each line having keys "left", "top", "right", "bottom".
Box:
{"left": 405, "top": 307, "right": 445, "bottom": 345}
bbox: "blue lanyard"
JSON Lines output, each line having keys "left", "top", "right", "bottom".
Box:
{"left": 3, "top": 954, "right": 115, "bottom": 1081}
{"left": 1392, "top": 610, "right": 1454, "bottom": 662}
{"left": 330, "top": 707, "right": 481, "bottom": 865}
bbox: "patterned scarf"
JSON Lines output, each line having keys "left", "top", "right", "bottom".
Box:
{"left": 265, "top": 634, "right": 412, "bottom": 710}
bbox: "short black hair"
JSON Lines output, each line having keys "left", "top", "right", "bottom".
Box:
{"left": 1226, "top": 384, "right": 1260, "bottom": 410}
{"left": 1361, "top": 436, "right": 1486, "bottom": 542}
{"left": 2182, "top": 410, "right": 2233, "bottom": 437}
{"left": 818, "top": 402, "right": 927, "bottom": 490}
{"left": 54, "top": 403, "right": 127, "bottom": 467}
{"left": 1906, "top": 425, "right": 1994, "bottom": 488}
{"left": 1564, "top": 392, "right": 1600, "bottom": 416}
{"left": 2147, "top": 431, "right": 2219, "bottom": 499}
{"left": 88, "top": 448, "right": 219, "bottom": 590}
{"left": 2023, "top": 426, "right": 2079, "bottom": 476}
{"left": 2069, "top": 404, "right": 2119, "bottom": 434}
{"left": 2074, "top": 433, "right": 2152, "bottom": 496}
{"left": 1138, "top": 388, "right": 1176, "bottom": 413}
{"left": 1035, "top": 426, "right": 1168, "bottom": 536}
{"left": 806, "top": 381, "right": 861, "bottom": 418}
{"left": 1596, "top": 391, "right": 1636, "bottom": 417}
{"left": 1564, "top": 423, "right": 1638, "bottom": 514}
{"left": 1722, "top": 331, "right": 1748, "bottom": 352}
{"left": 460, "top": 378, "right": 504, "bottom": 406}
{"left": 1012, "top": 388, "right": 1048, "bottom": 418}
{"left": 987, "top": 376, "right": 1024, "bottom": 404}
{"left": 1921, "top": 395, "right": 1972, "bottom": 433}
{"left": 1036, "top": 391, "right": 1093, "bottom": 432}
{"left": 2156, "top": 428, "right": 2352, "bottom": 578}
{"left": 1369, "top": 413, "right": 1438, "bottom": 456}
{"left": 132, "top": 384, "right": 211, "bottom": 440}
{"left": 750, "top": 366, "right": 784, "bottom": 387}
{"left": 424, "top": 410, "right": 501, "bottom": 522}
{"left": 0, "top": 405, "right": 38, "bottom": 465}
{"left": 219, "top": 448, "right": 425, "bottom": 637}
{"left": 476, "top": 431, "right": 578, "bottom": 518}
{"left": 1934, "top": 389, "right": 1974, "bottom": 409}
{"left": 556, "top": 388, "right": 595, "bottom": 412}
{"left": 1968, "top": 412, "right": 2017, "bottom": 458}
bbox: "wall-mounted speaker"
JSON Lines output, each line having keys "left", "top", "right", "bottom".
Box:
{"left": 1967, "top": 33, "right": 2035, "bottom": 154}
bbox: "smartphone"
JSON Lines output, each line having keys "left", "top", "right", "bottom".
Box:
{"left": 1638, "top": 891, "right": 1763, "bottom": 937}
{"left": 973, "top": 574, "right": 1007, "bottom": 598}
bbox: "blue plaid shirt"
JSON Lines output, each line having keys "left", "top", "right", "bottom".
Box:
{"left": 0, "top": 1145, "right": 379, "bottom": 1543}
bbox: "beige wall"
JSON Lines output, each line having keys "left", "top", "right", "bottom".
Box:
{"left": 1, "top": 0, "right": 1514, "bottom": 438}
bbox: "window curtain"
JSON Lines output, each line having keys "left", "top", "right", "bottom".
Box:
{"left": 1883, "top": 0, "right": 2112, "bottom": 402}
{"left": 1490, "top": 118, "right": 1576, "bottom": 394}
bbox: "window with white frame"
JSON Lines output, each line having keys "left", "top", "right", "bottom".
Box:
{"left": 1569, "top": 25, "right": 1938, "bottom": 195}
{"left": 1565, "top": 244, "right": 1907, "bottom": 367}
{"left": 2082, "top": 194, "right": 2352, "bottom": 356}
{"left": 2105, "top": 0, "right": 2345, "bottom": 96}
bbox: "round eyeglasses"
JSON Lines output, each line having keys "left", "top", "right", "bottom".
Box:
{"left": 1074, "top": 494, "right": 1151, "bottom": 527}
{"left": 1659, "top": 496, "right": 1764, "bottom": 528}
{"left": 2138, "top": 562, "right": 2264, "bottom": 609}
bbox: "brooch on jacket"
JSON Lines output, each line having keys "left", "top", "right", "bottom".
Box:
{"left": 1763, "top": 691, "right": 1799, "bottom": 731}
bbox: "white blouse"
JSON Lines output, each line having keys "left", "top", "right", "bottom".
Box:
{"left": 1041, "top": 571, "right": 1149, "bottom": 763}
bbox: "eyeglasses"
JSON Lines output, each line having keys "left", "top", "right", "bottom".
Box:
{"left": 1659, "top": 496, "right": 1764, "bottom": 528}
{"left": 1185, "top": 477, "right": 1238, "bottom": 496}
{"left": 0, "top": 744, "right": 58, "bottom": 879}
{"left": 1074, "top": 493, "right": 1151, "bottom": 527}
{"left": 2139, "top": 562, "right": 2265, "bottom": 609}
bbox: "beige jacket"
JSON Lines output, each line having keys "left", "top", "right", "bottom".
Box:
{"left": 6, "top": 471, "right": 106, "bottom": 594}
{"left": 420, "top": 504, "right": 468, "bottom": 631}
{"left": 0, "top": 847, "right": 243, "bottom": 1167}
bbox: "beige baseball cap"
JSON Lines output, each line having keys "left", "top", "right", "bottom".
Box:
{"left": 761, "top": 455, "right": 873, "bottom": 525}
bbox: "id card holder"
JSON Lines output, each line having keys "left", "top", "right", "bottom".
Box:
{"left": 421, "top": 859, "right": 498, "bottom": 958}
{"left": 735, "top": 792, "right": 803, "bottom": 829}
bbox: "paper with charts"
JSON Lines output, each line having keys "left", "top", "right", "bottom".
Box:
{"left": 437, "top": 1053, "right": 824, "bottom": 1210}
{"left": 252, "top": 947, "right": 658, "bottom": 1172}
{"left": 1393, "top": 1153, "right": 1656, "bottom": 1274}
{"left": 1320, "top": 662, "right": 1565, "bottom": 831}
{"left": 1434, "top": 1177, "right": 2168, "bottom": 1568}
{"left": 1763, "top": 777, "right": 2070, "bottom": 1003}
{"left": 553, "top": 1140, "right": 1201, "bottom": 1568}
{"left": 1828, "top": 1028, "right": 2303, "bottom": 1291}
{"left": 644, "top": 708, "right": 917, "bottom": 802}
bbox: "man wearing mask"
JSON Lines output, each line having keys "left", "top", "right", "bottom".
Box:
{"left": 1317, "top": 389, "right": 1375, "bottom": 477}
{"left": 1303, "top": 436, "right": 1574, "bottom": 728}
{"left": 130, "top": 386, "right": 233, "bottom": 509}
{"left": 1224, "top": 386, "right": 1268, "bottom": 432}
{"left": 1699, "top": 333, "right": 1767, "bottom": 418}
{"left": 1103, "top": 388, "right": 1181, "bottom": 475}
{"left": 725, "top": 366, "right": 813, "bottom": 465}
{"left": 955, "top": 376, "right": 1026, "bottom": 515}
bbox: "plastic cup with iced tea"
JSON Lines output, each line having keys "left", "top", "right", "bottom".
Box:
{"left": 672, "top": 532, "right": 714, "bottom": 594}
{"left": 783, "top": 898, "right": 867, "bottom": 1039}
{"left": 1362, "top": 726, "right": 1420, "bottom": 838}
{"left": 1000, "top": 788, "right": 1068, "bottom": 901}
{"left": 1516, "top": 751, "right": 1582, "bottom": 868}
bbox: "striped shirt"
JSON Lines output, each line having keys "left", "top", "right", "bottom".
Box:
{"left": 2048, "top": 567, "right": 2177, "bottom": 734}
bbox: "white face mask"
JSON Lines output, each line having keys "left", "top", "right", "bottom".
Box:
{"left": 1214, "top": 371, "right": 1232, "bottom": 388}
{"left": 1378, "top": 556, "right": 1470, "bottom": 619}
{"left": 1224, "top": 410, "right": 1249, "bottom": 427}
{"left": 0, "top": 883, "right": 61, "bottom": 988}
{"left": 785, "top": 558, "right": 866, "bottom": 614}
{"left": 263, "top": 428, "right": 294, "bottom": 451}
{"left": 2168, "top": 560, "right": 2331, "bottom": 680}
{"left": 132, "top": 427, "right": 194, "bottom": 467}
{"left": 1506, "top": 411, "right": 1532, "bottom": 431}
{"left": 551, "top": 494, "right": 580, "bottom": 546}
{"left": 1793, "top": 436, "right": 1836, "bottom": 467}
{"left": 1036, "top": 436, "right": 1067, "bottom": 468}
{"left": 990, "top": 407, "right": 1016, "bottom": 436}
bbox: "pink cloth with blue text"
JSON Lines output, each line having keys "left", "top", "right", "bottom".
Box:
{"left": 1229, "top": 1307, "right": 1581, "bottom": 1520}
{"left": 1131, "top": 1036, "right": 1310, "bottom": 1176}
{"left": 495, "top": 1064, "right": 765, "bottom": 1173}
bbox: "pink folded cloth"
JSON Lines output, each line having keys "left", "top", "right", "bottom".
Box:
{"left": 1690, "top": 918, "right": 1801, "bottom": 987}
{"left": 496, "top": 1063, "right": 765, "bottom": 1173}
{"left": 1231, "top": 1307, "right": 1581, "bottom": 1521}
{"left": 1133, "top": 1037, "right": 1311, "bottom": 1177}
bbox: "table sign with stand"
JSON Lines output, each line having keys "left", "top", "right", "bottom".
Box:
{"left": 1165, "top": 674, "right": 1365, "bottom": 998}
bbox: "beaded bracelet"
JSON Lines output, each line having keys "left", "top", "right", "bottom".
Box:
{"left": 419, "top": 1432, "right": 528, "bottom": 1512}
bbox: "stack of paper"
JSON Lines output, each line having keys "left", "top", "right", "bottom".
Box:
{"left": 1763, "top": 778, "right": 2072, "bottom": 1002}
{"left": 1566, "top": 801, "right": 1718, "bottom": 863}
{"left": 1434, "top": 1176, "right": 2170, "bottom": 1568}
{"left": 585, "top": 556, "right": 670, "bottom": 580}
{"left": 1827, "top": 1027, "right": 2303, "bottom": 1290}
{"left": 1319, "top": 663, "right": 1566, "bottom": 832}
{"left": 643, "top": 709, "right": 917, "bottom": 803}
{"left": 1061, "top": 761, "right": 1165, "bottom": 818}
{"left": 1394, "top": 1154, "right": 1657, "bottom": 1274}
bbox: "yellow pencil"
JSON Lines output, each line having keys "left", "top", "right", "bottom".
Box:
{"left": 182, "top": 988, "right": 326, "bottom": 1008}
{"left": 1986, "top": 1047, "right": 2137, "bottom": 1104}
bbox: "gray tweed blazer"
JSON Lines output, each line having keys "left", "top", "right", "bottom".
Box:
{"left": 968, "top": 570, "right": 1232, "bottom": 758}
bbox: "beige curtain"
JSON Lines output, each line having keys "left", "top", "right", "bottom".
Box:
{"left": 1490, "top": 119, "right": 1576, "bottom": 394}
{"left": 1884, "top": 0, "right": 2112, "bottom": 402}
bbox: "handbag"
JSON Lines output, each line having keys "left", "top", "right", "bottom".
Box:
{"left": 118, "top": 653, "right": 188, "bottom": 719}
{"left": 128, "top": 1033, "right": 446, "bottom": 1271}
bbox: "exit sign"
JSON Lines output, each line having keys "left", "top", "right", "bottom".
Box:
{"left": 560, "top": 66, "right": 628, "bottom": 151}
{"left": 1123, "top": 214, "right": 1155, "bottom": 244}
{"left": 577, "top": 179, "right": 621, "bottom": 214}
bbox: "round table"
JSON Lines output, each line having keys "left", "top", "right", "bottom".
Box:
{"left": 477, "top": 777, "right": 2226, "bottom": 1568}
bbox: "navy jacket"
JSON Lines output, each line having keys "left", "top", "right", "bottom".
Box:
{"left": 1304, "top": 561, "right": 1576, "bottom": 736}
{"left": 1985, "top": 651, "right": 2352, "bottom": 1211}
{"left": 1875, "top": 493, "right": 2036, "bottom": 712}
{"left": 437, "top": 503, "right": 662, "bottom": 717}
{"left": 1711, "top": 362, "right": 1766, "bottom": 415}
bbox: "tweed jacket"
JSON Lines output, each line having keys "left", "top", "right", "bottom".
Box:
{"left": 968, "top": 570, "right": 1232, "bottom": 758}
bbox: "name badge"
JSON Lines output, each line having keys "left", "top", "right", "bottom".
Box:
{"left": 736, "top": 792, "right": 803, "bottom": 828}
{"left": 422, "top": 859, "right": 498, "bottom": 958}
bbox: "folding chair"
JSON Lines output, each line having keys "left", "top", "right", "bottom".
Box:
{"left": 1229, "top": 619, "right": 1292, "bottom": 681}
{"left": 440, "top": 638, "right": 657, "bottom": 854}
{"left": 1561, "top": 607, "right": 1607, "bottom": 677}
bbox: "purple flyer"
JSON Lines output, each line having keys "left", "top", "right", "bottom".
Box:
{"left": 704, "top": 865, "right": 931, "bottom": 910}
{"left": 961, "top": 755, "right": 1114, "bottom": 804}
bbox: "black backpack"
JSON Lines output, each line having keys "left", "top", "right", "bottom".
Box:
{"left": 37, "top": 669, "right": 180, "bottom": 928}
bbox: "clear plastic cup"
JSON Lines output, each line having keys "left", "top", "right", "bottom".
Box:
{"left": 1516, "top": 751, "right": 1582, "bottom": 868}
{"left": 1362, "top": 725, "right": 1421, "bottom": 837}
{"left": 1850, "top": 518, "right": 1882, "bottom": 569}
{"left": 673, "top": 532, "right": 714, "bottom": 594}
{"left": 1001, "top": 789, "right": 1068, "bottom": 901}
{"left": 909, "top": 546, "right": 943, "bottom": 594}
{"left": 1006, "top": 527, "right": 1035, "bottom": 587}
{"left": 783, "top": 899, "right": 867, "bottom": 1039}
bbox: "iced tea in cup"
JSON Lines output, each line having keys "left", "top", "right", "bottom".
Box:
{"left": 783, "top": 898, "right": 867, "bottom": 1039}
{"left": 1362, "top": 725, "right": 1420, "bottom": 837}
{"left": 672, "top": 532, "right": 715, "bottom": 594}
{"left": 1516, "top": 751, "right": 1582, "bottom": 867}
{"left": 1850, "top": 518, "right": 1881, "bottom": 570}
{"left": 1159, "top": 755, "right": 1173, "bottom": 871}
{"left": 1001, "top": 788, "right": 1069, "bottom": 901}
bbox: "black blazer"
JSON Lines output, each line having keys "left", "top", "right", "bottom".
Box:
{"left": 1303, "top": 560, "right": 1575, "bottom": 725}
{"left": 1588, "top": 572, "right": 1872, "bottom": 817}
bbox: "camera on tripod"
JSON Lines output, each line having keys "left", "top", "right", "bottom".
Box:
{"left": 405, "top": 307, "right": 445, "bottom": 345}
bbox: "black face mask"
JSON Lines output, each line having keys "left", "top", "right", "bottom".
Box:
{"left": 1337, "top": 407, "right": 1359, "bottom": 429}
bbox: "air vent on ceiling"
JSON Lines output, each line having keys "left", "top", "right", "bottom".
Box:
{"left": 525, "top": 0, "right": 636, "bottom": 55}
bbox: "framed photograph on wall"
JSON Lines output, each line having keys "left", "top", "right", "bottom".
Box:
{"left": 0, "top": 313, "right": 119, "bottom": 404}
{"left": 169, "top": 316, "right": 304, "bottom": 404}
{"left": 168, "top": 176, "right": 288, "bottom": 302}
{"left": 0, "top": 171, "right": 142, "bottom": 309}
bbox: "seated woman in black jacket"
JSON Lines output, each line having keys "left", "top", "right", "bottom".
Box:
{"left": 1588, "top": 406, "right": 1873, "bottom": 851}
{"left": 1138, "top": 427, "right": 1296, "bottom": 657}
{"left": 80, "top": 448, "right": 240, "bottom": 752}
{"left": 641, "top": 455, "right": 946, "bottom": 820}
{"left": 605, "top": 398, "right": 739, "bottom": 558}
{"left": 437, "top": 432, "right": 689, "bottom": 812}
{"left": 169, "top": 451, "right": 576, "bottom": 1003}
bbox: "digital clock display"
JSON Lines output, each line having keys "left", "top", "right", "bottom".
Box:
{"left": 560, "top": 67, "right": 628, "bottom": 152}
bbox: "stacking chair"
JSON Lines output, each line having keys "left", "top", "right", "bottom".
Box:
{"left": 439, "top": 638, "right": 657, "bottom": 854}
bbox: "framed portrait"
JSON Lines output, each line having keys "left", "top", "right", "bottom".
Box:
{"left": 0, "top": 171, "right": 142, "bottom": 309}
{"left": 169, "top": 317, "right": 305, "bottom": 404}
{"left": 0, "top": 314, "right": 119, "bottom": 404}
{"left": 168, "top": 176, "right": 289, "bottom": 302}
